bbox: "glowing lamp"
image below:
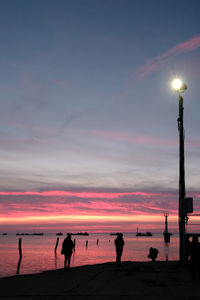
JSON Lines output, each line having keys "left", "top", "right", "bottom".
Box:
{"left": 172, "top": 78, "right": 187, "bottom": 93}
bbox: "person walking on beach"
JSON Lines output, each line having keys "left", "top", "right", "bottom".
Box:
{"left": 61, "top": 233, "right": 74, "bottom": 270}
{"left": 114, "top": 233, "right": 125, "bottom": 266}
{"left": 189, "top": 235, "right": 200, "bottom": 280}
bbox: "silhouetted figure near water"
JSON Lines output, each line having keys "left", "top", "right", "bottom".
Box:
{"left": 185, "top": 235, "right": 191, "bottom": 263}
{"left": 189, "top": 235, "right": 200, "bottom": 280}
{"left": 147, "top": 247, "right": 159, "bottom": 262}
{"left": 114, "top": 233, "right": 125, "bottom": 266}
{"left": 61, "top": 233, "right": 74, "bottom": 270}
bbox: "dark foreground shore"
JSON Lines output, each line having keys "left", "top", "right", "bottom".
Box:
{"left": 0, "top": 261, "right": 199, "bottom": 300}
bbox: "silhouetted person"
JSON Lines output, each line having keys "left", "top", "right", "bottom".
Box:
{"left": 86, "top": 240, "right": 88, "bottom": 247}
{"left": 97, "top": 239, "right": 99, "bottom": 246}
{"left": 189, "top": 235, "right": 200, "bottom": 280}
{"left": 185, "top": 235, "right": 191, "bottom": 263}
{"left": 148, "top": 247, "right": 159, "bottom": 262}
{"left": 61, "top": 233, "right": 74, "bottom": 270}
{"left": 114, "top": 233, "right": 125, "bottom": 266}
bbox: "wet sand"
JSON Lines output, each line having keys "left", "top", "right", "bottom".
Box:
{"left": 0, "top": 261, "right": 199, "bottom": 299}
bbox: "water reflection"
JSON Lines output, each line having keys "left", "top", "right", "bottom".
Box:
{"left": 164, "top": 242, "right": 169, "bottom": 261}
{"left": 54, "top": 253, "right": 58, "bottom": 269}
{"left": 54, "top": 237, "right": 59, "bottom": 254}
{"left": 72, "top": 247, "right": 76, "bottom": 265}
{"left": 0, "top": 233, "right": 180, "bottom": 278}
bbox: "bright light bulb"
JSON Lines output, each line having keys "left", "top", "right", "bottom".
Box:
{"left": 172, "top": 78, "right": 183, "bottom": 91}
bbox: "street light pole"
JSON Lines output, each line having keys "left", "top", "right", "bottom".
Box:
{"left": 172, "top": 78, "right": 188, "bottom": 264}
{"left": 178, "top": 94, "right": 186, "bottom": 263}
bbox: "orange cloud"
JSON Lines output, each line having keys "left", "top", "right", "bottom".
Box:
{"left": 0, "top": 213, "right": 176, "bottom": 225}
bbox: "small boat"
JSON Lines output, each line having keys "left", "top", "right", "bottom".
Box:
{"left": 136, "top": 232, "right": 152, "bottom": 236}
{"left": 136, "top": 228, "right": 152, "bottom": 236}
{"left": 72, "top": 232, "right": 89, "bottom": 236}
{"left": 32, "top": 233, "right": 44, "bottom": 236}
{"left": 16, "top": 233, "right": 44, "bottom": 236}
{"left": 56, "top": 232, "right": 63, "bottom": 236}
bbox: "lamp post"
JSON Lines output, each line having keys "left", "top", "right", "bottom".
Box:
{"left": 172, "top": 78, "right": 187, "bottom": 263}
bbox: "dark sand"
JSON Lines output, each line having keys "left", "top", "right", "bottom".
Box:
{"left": 0, "top": 261, "right": 199, "bottom": 299}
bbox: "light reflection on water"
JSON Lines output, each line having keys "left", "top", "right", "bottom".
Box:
{"left": 0, "top": 233, "right": 179, "bottom": 278}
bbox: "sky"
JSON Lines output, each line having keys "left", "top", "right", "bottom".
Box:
{"left": 1, "top": 0, "right": 200, "bottom": 233}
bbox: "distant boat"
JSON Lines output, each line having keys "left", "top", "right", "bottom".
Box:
{"left": 56, "top": 232, "right": 63, "bottom": 236}
{"left": 32, "top": 233, "right": 44, "bottom": 236}
{"left": 72, "top": 232, "right": 89, "bottom": 236}
{"left": 110, "top": 232, "right": 120, "bottom": 236}
{"left": 2, "top": 233, "right": 7, "bottom": 235}
{"left": 136, "top": 228, "right": 152, "bottom": 236}
{"left": 16, "top": 233, "right": 44, "bottom": 236}
{"left": 136, "top": 232, "right": 152, "bottom": 236}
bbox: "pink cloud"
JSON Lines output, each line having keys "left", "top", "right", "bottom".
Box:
{"left": 69, "top": 128, "right": 200, "bottom": 149}
{"left": 0, "top": 190, "right": 159, "bottom": 198}
{"left": 137, "top": 35, "right": 200, "bottom": 78}
{"left": 2, "top": 189, "right": 200, "bottom": 233}
{"left": 0, "top": 188, "right": 194, "bottom": 232}
{"left": 0, "top": 198, "right": 177, "bottom": 219}
{"left": 91, "top": 129, "right": 177, "bottom": 147}
{"left": 0, "top": 189, "right": 177, "bottom": 217}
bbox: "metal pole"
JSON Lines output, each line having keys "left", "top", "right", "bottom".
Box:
{"left": 164, "top": 214, "right": 168, "bottom": 234}
{"left": 178, "top": 95, "right": 186, "bottom": 263}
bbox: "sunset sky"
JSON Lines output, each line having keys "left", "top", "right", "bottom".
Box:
{"left": 1, "top": 0, "right": 200, "bottom": 233}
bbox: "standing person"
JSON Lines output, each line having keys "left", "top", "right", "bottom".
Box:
{"left": 61, "top": 233, "right": 74, "bottom": 270}
{"left": 114, "top": 233, "right": 125, "bottom": 266}
{"left": 185, "top": 235, "right": 191, "bottom": 263}
{"left": 189, "top": 235, "right": 200, "bottom": 280}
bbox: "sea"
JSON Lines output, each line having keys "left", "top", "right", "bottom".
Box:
{"left": 0, "top": 232, "right": 179, "bottom": 278}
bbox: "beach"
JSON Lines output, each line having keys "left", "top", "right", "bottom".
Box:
{"left": 0, "top": 261, "right": 199, "bottom": 299}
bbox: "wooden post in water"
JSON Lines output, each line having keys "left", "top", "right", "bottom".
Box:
{"left": 16, "top": 238, "right": 22, "bottom": 274}
{"left": 55, "top": 237, "right": 59, "bottom": 253}
{"left": 18, "top": 238, "right": 22, "bottom": 257}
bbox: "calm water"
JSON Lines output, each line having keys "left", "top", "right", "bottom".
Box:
{"left": 0, "top": 233, "right": 179, "bottom": 278}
